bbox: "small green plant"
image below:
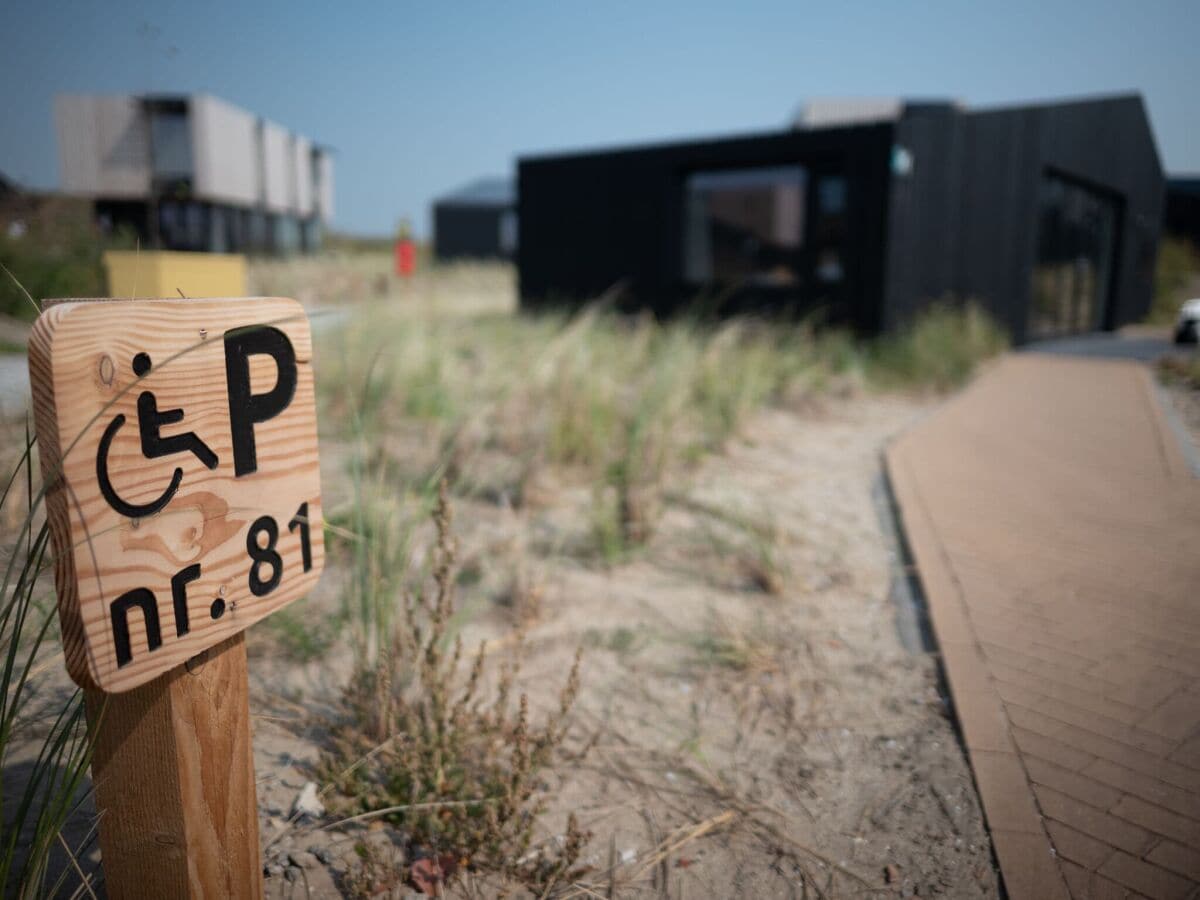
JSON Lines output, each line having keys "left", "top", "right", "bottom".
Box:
{"left": 343, "top": 840, "right": 406, "bottom": 898}
{"left": 327, "top": 480, "right": 423, "bottom": 663}
{"left": 263, "top": 598, "right": 336, "bottom": 663}
{"left": 1157, "top": 354, "right": 1200, "bottom": 390}
{"left": 321, "top": 338, "right": 444, "bottom": 664}
{"left": 588, "top": 484, "right": 627, "bottom": 564}
{"left": 1149, "top": 237, "right": 1200, "bottom": 324}
{"left": 868, "top": 301, "right": 1008, "bottom": 390}
{"left": 319, "top": 483, "right": 588, "bottom": 891}
{"left": 683, "top": 496, "right": 791, "bottom": 596}
{"left": 727, "top": 526, "right": 789, "bottom": 596}
{"left": 582, "top": 626, "right": 640, "bottom": 656}
{"left": 689, "top": 613, "right": 782, "bottom": 676}
{"left": 0, "top": 198, "right": 139, "bottom": 320}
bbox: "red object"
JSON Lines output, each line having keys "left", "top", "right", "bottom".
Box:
{"left": 395, "top": 238, "right": 416, "bottom": 277}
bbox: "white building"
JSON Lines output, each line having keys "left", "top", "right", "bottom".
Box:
{"left": 55, "top": 93, "right": 334, "bottom": 254}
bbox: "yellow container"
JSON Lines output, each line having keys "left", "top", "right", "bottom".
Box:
{"left": 103, "top": 250, "right": 247, "bottom": 299}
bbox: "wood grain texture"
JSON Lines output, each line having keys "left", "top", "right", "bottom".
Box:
{"left": 85, "top": 633, "right": 263, "bottom": 899}
{"left": 28, "top": 297, "right": 324, "bottom": 692}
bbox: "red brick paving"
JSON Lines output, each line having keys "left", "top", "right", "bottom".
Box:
{"left": 887, "top": 355, "right": 1200, "bottom": 900}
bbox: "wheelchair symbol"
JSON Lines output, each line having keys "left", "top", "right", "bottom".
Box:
{"left": 96, "top": 352, "right": 219, "bottom": 519}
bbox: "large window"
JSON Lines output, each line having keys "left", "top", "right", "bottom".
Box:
{"left": 683, "top": 166, "right": 807, "bottom": 286}
{"left": 148, "top": 107, "right": 192, "bottom": 180}
{"left": 1031, "top": 173, "right": 1120, "bottom": 339}
{"left": 158, "top": 201, "right": 207, "bottom": 251}
{"left": 812, "top": 174, "right": 848, "bottom": 284}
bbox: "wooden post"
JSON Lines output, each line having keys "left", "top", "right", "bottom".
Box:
{"left": 28, "top": 295, "right": 324, "bottom": 897}
{"left": 84, "top": 634, "right": 262, "bottom": 899}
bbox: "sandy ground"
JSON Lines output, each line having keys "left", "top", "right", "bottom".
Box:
{"left": 10, "top": 359, "right": 1191, "bottom": 895}
{"left": 0, "top": 261, "right": 1001, "bottom": 895}
{"left": 247, "top": 392, "right": 1000, "bottom": 898}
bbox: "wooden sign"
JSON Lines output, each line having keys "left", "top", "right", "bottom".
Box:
{"left": 29, "top": 297, "right": 324, "bottom": 693}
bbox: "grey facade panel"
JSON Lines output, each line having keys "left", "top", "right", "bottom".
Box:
{"left": 293, "top": 135, "right": 314, "bottom": 217}
{"left": 260, "top": 120, "right": 291, "bottom": 214}
{"left": 190, "top": 94, "right": 260, "bottom": 206}
{"left": 314, "top": 149, "right": 335, "bottom": 225}
{"left": 55, "top": 94, "right": 151, "bottom": 197}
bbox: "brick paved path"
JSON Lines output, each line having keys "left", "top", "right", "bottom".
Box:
{"left": 887, "top": 354, "right": 1200, "bottom": 899}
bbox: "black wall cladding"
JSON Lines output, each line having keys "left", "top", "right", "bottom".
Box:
{"left": 518, "top": 95, "right": 1163, "bottom": 343}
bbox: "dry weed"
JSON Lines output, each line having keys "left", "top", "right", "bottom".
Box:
{"left": 319, "top": 482, "right": 589, "bottom": 892}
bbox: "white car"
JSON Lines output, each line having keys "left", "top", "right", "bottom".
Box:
{"left": 1177, "top": 298, "right": 1200, "bottom": 344}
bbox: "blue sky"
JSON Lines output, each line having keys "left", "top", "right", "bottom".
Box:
{"left": 1, "top": 0, "right": 1196, "bottom": 237}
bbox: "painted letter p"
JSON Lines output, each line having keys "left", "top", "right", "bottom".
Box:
{"left": 224, "top": 325, "right": 297, "bottom": 477}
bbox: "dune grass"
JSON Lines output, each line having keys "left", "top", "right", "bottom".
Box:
{"left": 310, "top": 262, "right": 1006, "bottom": 645}
{"left": 1148, "top": 237, "right": 1200, "bottom": 324}
{"left": 866, "top": 301, "right": 1008, "bottom": 390}
{"left": 311, "top": 262, "right": 1005, "bottom": 594}
{"left": 0, "top": 430, "right": 94, "bottom": 899}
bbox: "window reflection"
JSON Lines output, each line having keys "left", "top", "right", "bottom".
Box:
{"left": 1031, "top": 173, "right": 1119, "bottom": 338}
{"left": 683, "top": 166, "right": 807, "bottom": 287}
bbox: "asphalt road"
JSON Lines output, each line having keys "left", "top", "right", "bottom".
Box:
{"left": 1022, "top": 330, "right": 1196, "bottom": 363}
{"left": 0, "top": 353, "right": 29, "bottom": 420}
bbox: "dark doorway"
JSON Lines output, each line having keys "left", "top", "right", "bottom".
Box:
{"left": 1030, "top": 171, "right": 1122, "bottom": 339}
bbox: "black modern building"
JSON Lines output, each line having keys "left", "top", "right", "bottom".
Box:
{"left": 432, "top": 177, "right": 517, "bottom": 261}
{"left": 518, "top": 95, "right": 1164, "bottom": 342}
